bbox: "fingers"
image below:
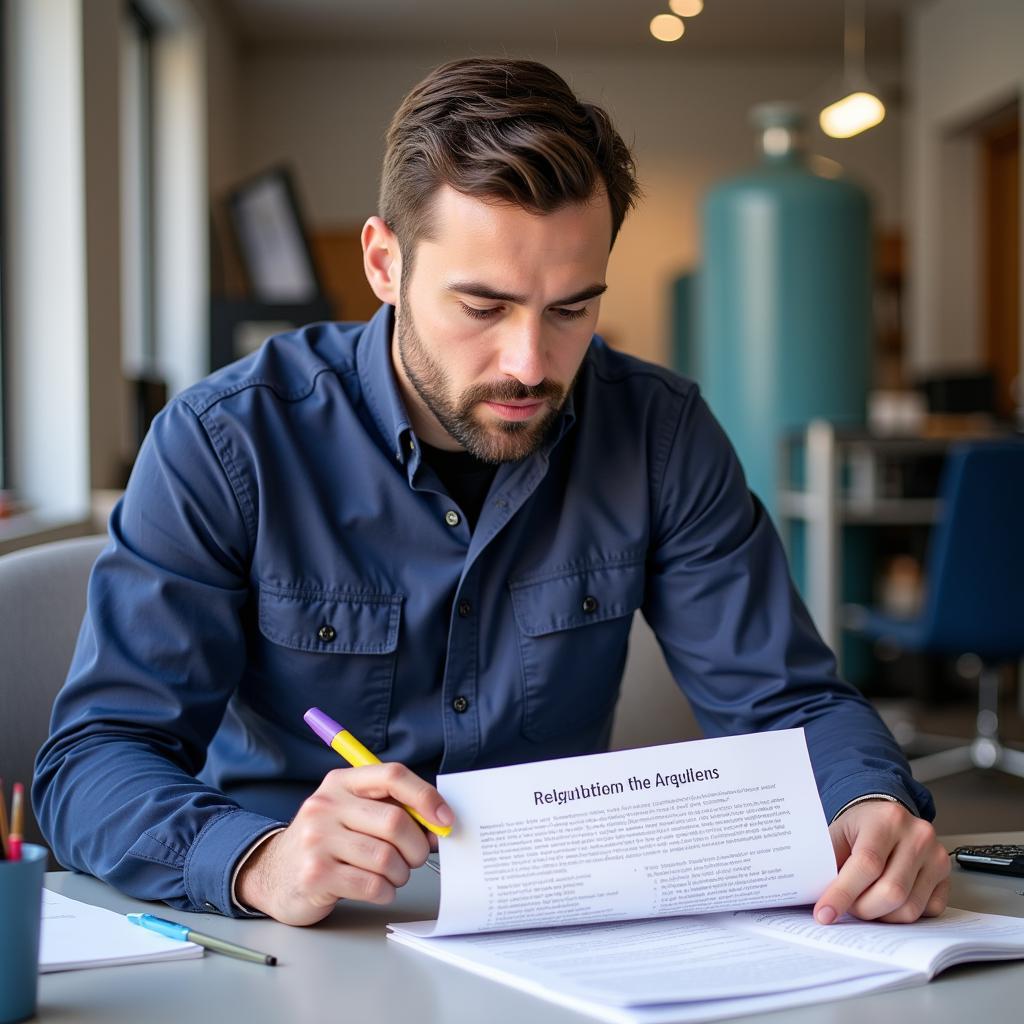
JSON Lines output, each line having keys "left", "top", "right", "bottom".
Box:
{"left": 329, "top": 827, "right": 414, "bottom": 890}
{"left": 326, "top": 863, "right": 398, "bottom": 906}
{"left": 814, "top": 802, "right": 950, "bottom": 926}
{"left": 300, "top": 803, "right": 432, "bottom": 904}
{"left": 846, "top": 815, "right": 934, "bottom": 919}
{"left": 922, "top": 875, "right": 951, "bottom": 918}
{"left": 875, "top": 856, "right": 951, "bottom": 924}
{"left": 333, "top": 790, "right": 432, "bottom": 869}
{"left": 311, "top": 763, "right": 453, "bottom": 875}
{"left": 815, "top": 838, "right": 888, "bottom": 924}
{"left": 287, "top": 834, "right": 401, "bottom": 908}
{"left": 334, "top": 762, "right": 454, "bottom": 834}
{"left": 240, "top": 764, "right": 452, "bottom": 925}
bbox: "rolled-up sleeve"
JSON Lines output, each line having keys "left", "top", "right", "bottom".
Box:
{"left": 33, "top": 398, "right": 285, "bottom": 915}
{"left": 642, "top": 388, "right": 935, "bottom": 823}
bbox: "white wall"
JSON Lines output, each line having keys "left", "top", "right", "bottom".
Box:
{"left": 232, "top": 47, "right": 905, "bottom": 367}
{"left": 152, "top": 18, "right": 210, "bottom": 398}
{"left": 5, "top": 0, "right": 90, "bottom": 516}
{"left": 905, "top": 0, "right": 1024, "bottom": 374}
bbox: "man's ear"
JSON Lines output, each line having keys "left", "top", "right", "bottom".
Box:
{"left": 361, "top": 216, "right": 403, "bottom": 305}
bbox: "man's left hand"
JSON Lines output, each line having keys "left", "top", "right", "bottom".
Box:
{"left": 813, "top": 800, "right": 951, "bottom": 925}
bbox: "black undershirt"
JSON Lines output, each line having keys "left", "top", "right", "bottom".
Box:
{"left": 418, "top": 441, "right": 499, "bottom": 531}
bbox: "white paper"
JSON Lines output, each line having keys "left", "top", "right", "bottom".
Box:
{"left": 387, "top": 731, "right": 1024, "bottom": 1022}
{"left": 734, "top": 905, "right": 1024, "bottom": 975}
{"left": 40, "top": 889, "right": 203, "bottom": 972}
{"left": 389, "top": 907, "right": 1024, "bottom": 1024}
{"left": 428, "top": 729, "right": 836, "bottom": 936}
{"left": 391, "top": 913, "right": 903, "bottom": 1006}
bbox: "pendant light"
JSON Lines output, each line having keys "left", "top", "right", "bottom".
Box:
{"left": 819, "top": 0, "right": 886, "bottom": 139}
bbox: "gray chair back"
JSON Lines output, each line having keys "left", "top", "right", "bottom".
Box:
{"left": 0, "top": 535, "right": 107, "bottom": 848}
{"left": 610, "top": 616, "right": 702, "bottom": 751}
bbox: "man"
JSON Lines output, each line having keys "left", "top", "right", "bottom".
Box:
{"left": 35, "top": 58, "right": 949, "bottom": 928}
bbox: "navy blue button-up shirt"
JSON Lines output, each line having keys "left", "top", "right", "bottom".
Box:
{"left": 34, "top": 304, "right": 933, "bottom": 916}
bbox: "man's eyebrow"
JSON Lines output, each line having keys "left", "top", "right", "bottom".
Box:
{"left": 447, "top": 281, "right": 608, "bottom": 306}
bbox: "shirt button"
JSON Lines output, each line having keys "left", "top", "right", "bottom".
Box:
{"left": 452, "top": 696, "right": 469, "bottom": 713}
{"left": 582, "top": 595, "right": 599, "bottom": 614}
{"left": 317, "top": 624, "right": 337, "bottom": 643}
{"left": 445, "top": 509, "right": 461, "bottom": 527}
{"left": 458, "top": 599, "right": 472, "bottom": 617}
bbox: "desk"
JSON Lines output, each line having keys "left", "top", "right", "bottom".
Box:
{"left": 39, "top": 832, "right": 1024, "bottom": 1023}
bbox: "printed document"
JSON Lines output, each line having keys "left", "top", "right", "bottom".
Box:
{"left": 423, "top": 728, "right": 835, "bottom": 936}
{"left": 387, "top": 730, "right": 1024, "bottom": 1022}
{"left": 390, "top": 907, "right": 1024, "bottom": 1024}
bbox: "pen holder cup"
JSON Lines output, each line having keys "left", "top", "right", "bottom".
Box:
{"left": 0, "top": 844, "right": 47, "bottom": 1023}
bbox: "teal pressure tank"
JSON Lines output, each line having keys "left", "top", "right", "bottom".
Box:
{"left": 698, "top": 104, "right": 871, "bottom": 519}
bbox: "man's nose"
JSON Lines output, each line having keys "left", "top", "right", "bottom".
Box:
{"left": 497, "top": 319, "right": 546, "bottom": 387}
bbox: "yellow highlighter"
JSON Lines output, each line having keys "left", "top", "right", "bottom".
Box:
{"left": 303, "top": 707, "right": 452, "bottom": 837}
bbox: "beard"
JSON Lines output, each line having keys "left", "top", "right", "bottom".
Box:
{"left": 395, "top": 287, "right": 573, "bottom": 464}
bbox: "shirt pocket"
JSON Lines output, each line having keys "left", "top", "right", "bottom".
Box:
{"left": 256, "top": 583, "right": 403, "bottom": 750}
{"left": 509, "top": 559, "right": 645, "bottom": 743}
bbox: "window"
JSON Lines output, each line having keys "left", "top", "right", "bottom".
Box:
{"left": 0, "top": 0, "right": 208, "bottom": 546}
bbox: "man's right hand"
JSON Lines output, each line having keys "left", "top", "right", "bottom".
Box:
{"left": 236, "top": 764, "right": 454, "bottom": 926}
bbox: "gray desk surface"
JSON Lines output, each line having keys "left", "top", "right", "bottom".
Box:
{"left": 39, "top": 832, "right": 1024, "bottom": 1024}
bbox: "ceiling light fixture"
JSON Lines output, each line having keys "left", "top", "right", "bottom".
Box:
{"left": 819, "top": 0, "right": 886, "bottom": 138}
{"left": 650, "top": 13, "right": 685, "bottom": 42}
{"left": 669, "top": 0, "right": 704, "bottom": 17}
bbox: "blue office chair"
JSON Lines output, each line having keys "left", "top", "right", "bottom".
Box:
{"left": 849, "top": 440, "right": 1024, "bottom": 783}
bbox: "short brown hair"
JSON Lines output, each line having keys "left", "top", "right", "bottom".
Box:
{"left": 379, "top": 58, "right": 639, "bottom": 262}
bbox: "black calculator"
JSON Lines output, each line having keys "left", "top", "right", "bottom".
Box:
{"left": 952, "top": 844, "right": 1024, "bottom": 877}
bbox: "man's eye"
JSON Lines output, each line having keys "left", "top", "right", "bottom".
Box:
{"left": 553, "top": 306, "right": 589, "bottom": 321}
{"left": 459, "top": 303, "right": 500, "bottom": 320}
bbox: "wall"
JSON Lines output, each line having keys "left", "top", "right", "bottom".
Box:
{"left": 4, "top": 0, "right": 90, "bottom": 515}
{"left": 82, "top": 0, "right": 126, "bottom": 492}
{"left": 202, "top": 3, "right": 239, "bottom": 198}
{"left": 231, "top": 47, "right": 905, "bottom": 367}
{"left": 151, "top": 15, "right": 209, "bottom": 399}
{"left": 905, "top": 0, "right": 1024, "bottom": 375}
{"left": 201, "top": 0, "right": 245, "bottom": 295}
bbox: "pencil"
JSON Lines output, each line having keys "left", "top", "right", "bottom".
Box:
{"left": 0, "top": 778, "right": 9, "bottom": 859}
{"left": 8, "top": 782, "right": 24, "bottom": 861}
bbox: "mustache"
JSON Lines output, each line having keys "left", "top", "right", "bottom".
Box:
{"left": 462, "top": 379, "right": 565, "bottom": 405}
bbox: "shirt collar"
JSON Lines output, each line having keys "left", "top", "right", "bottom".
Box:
{"left": 355, "top": 304, "right": 415, "bottom": 464}
{"left": 355, "top": 302, "right": 580, "bottom": 469}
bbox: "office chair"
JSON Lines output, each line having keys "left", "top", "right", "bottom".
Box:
{"left": 0, "top": 534, "right": 108, "bottom": 849}
{"left": 848, "top": 441, "right": 1024, "bottom": 783}
{"left": 610, "top": 616, "right": 703, "bottom": 751}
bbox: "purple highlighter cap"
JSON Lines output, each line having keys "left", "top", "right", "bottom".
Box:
{"left": 304, "top": 707, "right": 343, "bottom": 745}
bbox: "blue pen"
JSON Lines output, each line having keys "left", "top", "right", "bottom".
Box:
{"left": 127, "top": 913, "right": 277, "bottom": 965}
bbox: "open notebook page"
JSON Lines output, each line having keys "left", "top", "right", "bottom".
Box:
{"left": 40, "top": 889, "right": 203, "bottom": 972}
